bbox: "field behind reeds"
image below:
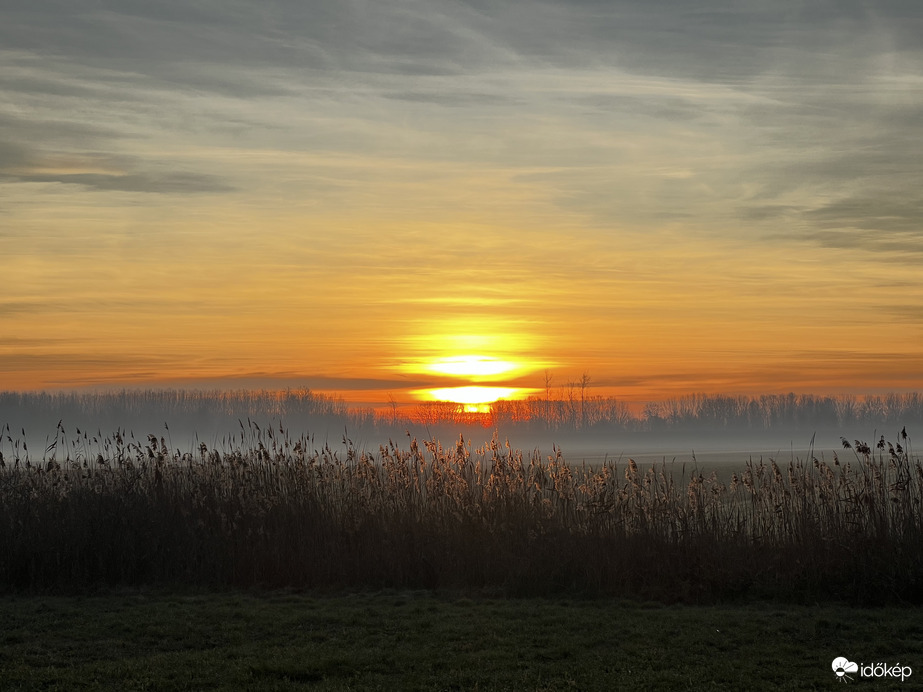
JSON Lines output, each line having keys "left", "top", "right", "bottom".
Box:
{"left": 2, "top": 423, "right": 922, "bottom": 604}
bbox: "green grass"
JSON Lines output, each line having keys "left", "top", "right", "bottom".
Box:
{"left": 1, "top": 589, "right": 921, "bottom": 690}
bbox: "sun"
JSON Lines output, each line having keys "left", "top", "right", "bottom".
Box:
{"left": 425, "top": 386, "right": 521, "bottom": 405}
{"left": 399, "top": 352, "right": 539, "bottom": 406}
{"left": 392, "top": 327, "right": 549, "bottom": 407}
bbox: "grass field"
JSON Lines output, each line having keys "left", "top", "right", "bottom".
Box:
{"left": 2, "top": 589, "right": 922, "bottom": 690}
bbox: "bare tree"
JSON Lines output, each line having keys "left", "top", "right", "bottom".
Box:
{"left": 543, "top": 370, "right": 554, "bottom": 429}
{"left": 387, "top": 393, "right": 398, "bottom": 425}
{"left": 579, "top": 371, "right": 591, "bottom": 430}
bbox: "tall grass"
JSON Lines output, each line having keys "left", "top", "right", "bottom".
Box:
{"left": 1, "top": 423, "right": 921, "bottom": 603}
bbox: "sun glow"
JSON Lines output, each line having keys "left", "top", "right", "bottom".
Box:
{"left": 423, "top": 386, "right": 525, "bottom": 405}
{"left": 395, "top": 323, "right": 551, "bottom": 383}
{"left": 463, "top": 403, "right": 492, "bottom": 414}
{"left": 424, "top": 355, "right": 520, "bottom": 378}
{"left": 394, "top": 324, "right": 550, "bottom": 407}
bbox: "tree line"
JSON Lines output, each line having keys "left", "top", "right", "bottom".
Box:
{"left": 4, "top": 388, "right": 923, "bottom": 441}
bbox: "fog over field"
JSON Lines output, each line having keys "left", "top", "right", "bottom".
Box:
{"left": 4, "top": 389, "right": 919, "bottom": 476}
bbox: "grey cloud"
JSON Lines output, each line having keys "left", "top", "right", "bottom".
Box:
{"left": 741, "top": 205, "right": 802, "bottom": 222}
{"left": 4, "top": 1, "right": 919, "bottom": 85}
{"left": 11, "top": 171, "right": 234, "bottom": 194}
{"left": 882, "top": 305, "right": 923, "bottom": 323}
{"left": 0, "top": 112, "right": 131, "bottom": 188}
{"left": 0, "top": 109, "right": 234, "bottom": 196}
{"left": 798, "top": 228, "right": 923, "bottom": 256}
{"left": 806, "top": 198, "right": 923, "bottom": 233}
{"left": 0, "top": 140, "right": 31, "bottom": 170}
{"left": 3, "top": 1, "right": 917, "bottom": 109}
{"left": 385, "top": 90, "right": 523, "bottom": 108}
{"left": 745, "top": 136, "right": 923, "bottom": 255}
{"left": 0, "top": 301, "right": 71, "bottom": 316}
{"left": 0, "top": 112, "right": 123, "bottom": 149}
{"left": 0, "top": 73, "right": 126, "bottom": 101}
{"left": 3, "top": 0, "right": 921, "bottom": 238}
{"left": 456, "top": 0, "right": 917, "bottom": 83}
{"left": 776, "top": 351, "right": 923, "bottom": 380}
{"left": 573, "top": 93, "right": 710, "bottom": 123}
{"left": 1, "top": 1, "right": 498, "bottom": 88}
{"left": 0, "top": 142, "right": 234, "bottom": 195}
{"left": 0, "top": 352, "right": 174, "bottom": 372}
{"left": 767, "top": 150, "right": 922, "bottom": 192}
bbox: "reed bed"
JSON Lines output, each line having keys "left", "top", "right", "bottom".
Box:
{"left": 1, "top": 423, "right": 921, "bottom": 603}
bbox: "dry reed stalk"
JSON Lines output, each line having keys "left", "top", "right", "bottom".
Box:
{"left": 1, "top": 424, "right": 921, "bottom": 602}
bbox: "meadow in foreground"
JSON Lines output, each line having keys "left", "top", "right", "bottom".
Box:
{"left": 1, "top": 423, "right": 921, "bottom": 603}
{"left": 3, "top": 590, "right": 922, "bottom": 690}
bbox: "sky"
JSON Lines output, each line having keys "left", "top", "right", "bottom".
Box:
{"left": 2, "top": 0, "right": 923, "bottom": 407}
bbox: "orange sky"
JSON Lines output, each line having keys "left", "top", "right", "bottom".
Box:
{"left": 3, "top": 2, "right": 923, "bottom": 407}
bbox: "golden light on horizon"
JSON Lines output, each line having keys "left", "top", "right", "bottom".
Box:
{"left": 463, "top": 403, "right": 492, "bottom": 414}
{"left": 421, "top": 386, "right": 535, "bottom": 405}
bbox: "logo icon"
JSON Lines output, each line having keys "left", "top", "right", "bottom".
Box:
{"left": 832, "top": 657, "right": 858, "bottom": 682}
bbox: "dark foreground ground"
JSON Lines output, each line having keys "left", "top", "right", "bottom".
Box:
{"left": 1, "top": 590, "right": 921, "bottom": 691}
